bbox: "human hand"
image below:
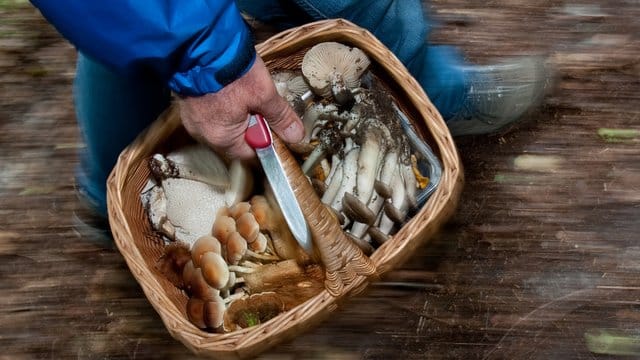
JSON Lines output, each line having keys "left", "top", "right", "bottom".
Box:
{"left": 178, "top": 56, "right": 304, "bottom": 159}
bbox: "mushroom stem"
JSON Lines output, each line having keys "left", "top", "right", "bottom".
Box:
{"left": 245, "top": 249, "right": 280, "bottom": 262}
{"left": 225, "top": 160, "right": 252, "bottom": 206}
{"left": 329, "top": 147, "right": 360, "bottom": 213}
{"left": 228, "top": 265, "right": 256, "bottom": 274}
{"left": 379, "top": 164, "right": 409, "bottom": 235}
{"left": 321, "top": 155, "right": 344, "bottom": 205}
{"left": 301, "top": 145, "right": 327, "bottom": 175}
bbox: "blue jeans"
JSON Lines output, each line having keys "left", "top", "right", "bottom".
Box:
{"left": 75, "top": 0, "right": 468, "bottom": 216}
{"left": 74, "top": 54, "right": 171, "bottom": 216}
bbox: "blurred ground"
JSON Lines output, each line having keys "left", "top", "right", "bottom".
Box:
{"left": 1, "top": 1, "right": 639, "bottom": 359}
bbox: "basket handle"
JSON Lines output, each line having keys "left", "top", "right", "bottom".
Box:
{"left": 271, "top": 135, "right": 377, "bottom": 297}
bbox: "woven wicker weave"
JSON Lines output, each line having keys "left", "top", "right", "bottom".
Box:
{"left": 107, "top": 19, "right": 463, "bottom": 359}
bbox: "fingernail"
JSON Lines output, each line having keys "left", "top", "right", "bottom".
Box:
{"left": 283, "top": 121, "right": 304, "bottom": 143}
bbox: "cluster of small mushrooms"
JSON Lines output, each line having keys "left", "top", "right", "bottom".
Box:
{"left": 141, "top": 41, "right": 433, "bottom": 332}
{"left": 275, "top": 42, "right": 429, "bottom": 252}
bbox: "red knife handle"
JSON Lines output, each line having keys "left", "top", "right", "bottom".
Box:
{"left": 245, "top": 114, "right": 272, "bottom": 149}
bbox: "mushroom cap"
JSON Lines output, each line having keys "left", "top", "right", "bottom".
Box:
{"left": 249, "top": 232, "right": 268, "bottom": 253}
{"left": 228, "top": 201, "right": 251, "bottom": 220}
{"left": 191, "top": 235, "right": 222, "bottom": 268}
{"left": 203, "top": 295, "right": 226, "bottom": 329}
{"left": 186, "top": 297, "right": 207, "bottom": 329}
{"left": 272, "top": 71, "right": 310, "bottom": 100}
{"left": 187, "top": 267, "right": 220, "bottom": 301}
{"left": 301, "top": 42, "right": 370, "bottom": 98}
{"left": 236, "top": 212, "right": 260, "bottom": 243}
{"left": 249, "top": 195, "right": 272, "bottom": 231}
{"left": 342, "top": 192, "right": 376, "bottom": 225}
{"left": 200, "top": 252, "right": 230, "bottom": 289}
{"left": 212, "top": 215, "right": 236, "bottom": 245}
{"left": 226, "top": 231, "right": 248, "bottom": 265}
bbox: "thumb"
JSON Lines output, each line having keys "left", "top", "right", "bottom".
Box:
{"left": 256, "top": 94, "right": 305, "bottom": 144}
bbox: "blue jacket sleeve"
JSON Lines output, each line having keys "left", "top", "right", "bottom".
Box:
{"left": 30, "top": 0, "right": 256, "bottom": 96}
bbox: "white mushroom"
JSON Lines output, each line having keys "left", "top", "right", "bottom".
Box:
{"left": 301, "top": 42, "right": 371, "bottom": 104}
{"left": 328, "top": 147, "right": 360, "bottom": 213}
{"left": 151, "top": 144, "right": 230, "bottom": 188}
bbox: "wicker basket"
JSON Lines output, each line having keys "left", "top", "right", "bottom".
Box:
{"left": 107, "top": 19, "right": 463, "bottom": 359}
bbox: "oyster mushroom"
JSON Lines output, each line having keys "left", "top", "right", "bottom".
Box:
{"left": 301, "top": 42, "right": 371, "bottom": 105}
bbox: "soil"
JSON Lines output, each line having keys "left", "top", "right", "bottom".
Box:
{"left": 1, "top": 1, "right": 639, "bottom": 359}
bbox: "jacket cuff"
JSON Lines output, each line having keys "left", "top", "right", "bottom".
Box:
{"left": 168, "top": 34, "right": 257, "bottom": 96}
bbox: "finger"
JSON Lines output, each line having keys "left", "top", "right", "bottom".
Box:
{"left": 220, "top": 136, "right": 256, "bottom": 160}
{"left": 255, "top": 94, "right": 304, "bottom": 144}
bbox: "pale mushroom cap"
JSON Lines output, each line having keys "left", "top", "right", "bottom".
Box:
{"left": 200, "top": 252, "right": 230, "bottom": 289}
{"left": 212, "top": 215, "right": 236, "bottom": 245}
{"left": 226, "top": 231, "right": 248, "bottom": 265}
{"left": 301, "top": 42, "right": 371, "bottom": 98}
{"left": 236, "top": 212, "right": 260, "bottom": 243}
{"left": 191, "top": 235, "right": 222, "bottom": 267}
{"left": 272, "top": 71, "right": 310, "bottom": 99}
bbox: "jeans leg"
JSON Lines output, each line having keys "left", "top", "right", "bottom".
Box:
{"left": 238, "top": 0, "right": 469, "bottom": 119}
{"left": 74, "top": 53, "right": 171, "bottom": 216}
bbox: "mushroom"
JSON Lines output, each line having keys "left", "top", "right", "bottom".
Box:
{"left": 225, "top": 160, "right": 253, "bottom": 207}
{"left": 149, "top": 144, "right": 230, "bottom": 188}
{"left": 250, "top": 194, "right": 310, "bottom": 263}
{"left": 141, "top": 143, "right": 253, "bottom": 246}
{"left": 191, "top": 235, "right": 222, "bottom": 267}
{"left": 187, "top": 294, "right": 226, "bottom": 330}
{"left": 212, "top": 215, "right": 236, "bottom": 245}
{"left": 327, "top": 147, "right": 360, "bottom": 213}
{"left": 200, "top": 251, "right": 230, "bottom": 289}
{"left": 301, "top": 42, "right": 371, "bottom": 105}
{"left": 272, "top": 71, "right": 313, "bottom": 118}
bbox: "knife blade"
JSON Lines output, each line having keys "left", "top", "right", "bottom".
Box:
{"left": 244, "top": 114, "right": 313, "bottom": 254}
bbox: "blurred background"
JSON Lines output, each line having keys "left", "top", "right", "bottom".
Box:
{"left": 1, "top": 0, "right": 639, "bottom": 358}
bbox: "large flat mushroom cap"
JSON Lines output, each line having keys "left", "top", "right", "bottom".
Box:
{"left": 301, "top": 42, "right": 370, "bottom": 98}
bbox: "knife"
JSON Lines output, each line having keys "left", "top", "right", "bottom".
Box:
{"left": 244, "top": 114, "right": 313, "bottom": 254}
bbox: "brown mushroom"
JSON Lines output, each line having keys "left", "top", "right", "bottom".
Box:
{"left": 228, "top": 201, "right": 251, "bottom": 220}
{"left": 212, "top": 215, "right": 236, "bottom": 245}
{"left": 191, "top": 235, "right": 222, "bottom": 268}
{"left": 225, "top": 231, "right": 248, "bottom": 265}
{"left": 200, "top": 252, "right": 230, "bottom": 289}
{"left": 236, "top": 212, "right": 260, "bottom": 243}
{"left": 186, "top": 297, "right": 207, "bottom": 329}
{"left": 203, "top": 295, "right": 226, "bottom": 329}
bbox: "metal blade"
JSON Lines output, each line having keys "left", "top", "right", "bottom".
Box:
{"left": 255, "top": 146, "right": 313, "bottom": 254}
